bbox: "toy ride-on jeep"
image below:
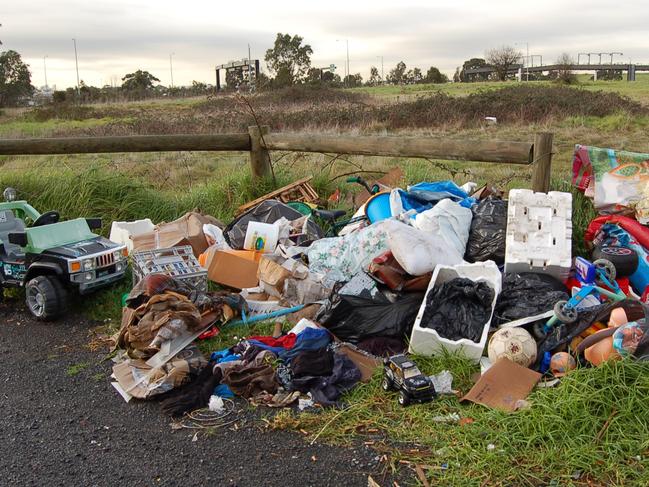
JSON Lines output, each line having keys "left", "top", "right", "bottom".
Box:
{"left": 382, "top": 354, "right": 436, "bottom": 406}
{"left": 0, "top": 188, "right": 128, "bottom": 320}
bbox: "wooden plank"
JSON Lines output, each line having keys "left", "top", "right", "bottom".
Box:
{"left": 0, "top": 134, "right": 251, "bottom": 155}
{"left": 235, "top": 177, "right": 316, "bottom": 214}
{"left": 531, "top": 132, "right": 553, "bottom": 193}
{"left": 264, "top": 133, "right": 533, "bottom": 164}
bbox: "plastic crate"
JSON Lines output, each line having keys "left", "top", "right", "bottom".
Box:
{"left": 408, "top": 261, "right": 502, "bottom": 362}
{"left": 504, "top": 189, "right": 572, "bottom": 281}
{"left": 131, "top": 245, "right": 207, "bottom": 291}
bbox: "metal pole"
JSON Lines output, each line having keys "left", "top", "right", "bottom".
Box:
{"left": 43, "top": 55, "right": 48, "bottom": 89}
{"left": 169, "top": 53, "right": 174, "bottom": 88}
{"left": 377, "top": 55, "right": 384, "bottom": 83}
{"left": 526, "top": 43, "right": 529, "bottom": 81}
{"left": 346, "top": 39, "right": 350, "bottom": 83}
{"left": 72, "top": 38, "right": 80, "bottom": 97}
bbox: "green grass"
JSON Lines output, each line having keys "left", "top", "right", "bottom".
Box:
{"left": 272, "top": 355, "right": 649, "bottom": 486}
{"left": 66, "top": 362, "right": 90, "bottom": 376}
{"left": 355, "top": 73, "right": 649, "bottom": 104}
{"left": 0, "top": 117, "right": 128, "bottom": 137}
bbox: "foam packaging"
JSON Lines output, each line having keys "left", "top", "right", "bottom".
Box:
{"left": 408, "top": 261, "right": 502, "bottom": 362}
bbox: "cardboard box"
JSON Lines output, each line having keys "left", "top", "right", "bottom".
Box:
{"left": 462, "top": 358, "right": 541, "bottom": 411}
{"left": 132, "top": 212, "right": 222, "bottom": 257}
{"left": 207, "top": 250, "right": 260, "bottom": 290}
{"left": 257, "top": 255, "right": 309, "bottom": 298}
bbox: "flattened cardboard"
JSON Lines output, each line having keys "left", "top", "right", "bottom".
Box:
{"left": 207, "top": 250, "right": 260, "bottom": 290}
{"left": 461, "top": 358, "right": 541, "bottom": 411}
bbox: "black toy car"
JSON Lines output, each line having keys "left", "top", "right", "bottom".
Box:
{"left": 382, "top": 354, "right": 436, "bottom": 406}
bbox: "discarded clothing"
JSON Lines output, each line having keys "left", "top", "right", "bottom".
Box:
{"left": 221, "top": 350, "right": 279, "bottom": 398}
{"left": 247, "top": 327, "right": 331, "bottom": 363}
{"left": 117, "top": 291, "right": 203, "bottom": 359}
{"left": 247, "top": 333, "right": 298, "bottom": 349}
{"left": 291, "top": 349, "right": 334, "bottom": 378}
{"left": 406, "top": 181, "right": 476, "bottom": 208}
{"left": 291, "top": 353, "right": 361, "bottom": 406}
{"left": 419, "top": 278, "right": 495, "bottom": 342}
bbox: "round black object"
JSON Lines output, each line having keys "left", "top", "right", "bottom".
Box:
{"left": 25, "top": 275, "right": 68, "bottom": 321}
{"left": 32, "top": 210, "right": 60, "bottom": 227}
{"left": 592, "top": 246, "right": 638, "bottom": 277}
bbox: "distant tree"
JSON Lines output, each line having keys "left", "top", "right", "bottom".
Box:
{"left": 306, "top": 67, "right": 321, "bottom": 83}
{"left": 191, "top": 80, "right": 208, "bottom": 93}
{"left": 425, "top": 66, "right": 448, "bottom": 84}
{"left": 594, "top": 69, "right": 623, "bottom": 81}
{"left": 121, "top": 70, "right": 160, "bottom": 92}
{"left": 343, "top": 73, "right": 363, "bottom": 87}
{"left": 52, "top": 90, "right": 66, "bottom": 103}
{"left": 453, "top": 67, "right": 461, "bottom": 82}
{"left": 459, "top": 57, "right": 490, "bottom": 82}
{"left": 367, "top": 66, "right": 381, "bottom": 85}
{"left": 322, "top": 71, "right": 337, "bottom": 83}
{"left": 387, "top": 61, "right": 407, "bottom": 84}
{"left": 0, "top": 50, "right": 34, "bottom": 106}
{"left": 405, "top": 67, "right": 423, "bottom": 84}
{"left": 264, "top": 33, "right": 313, "bottom": 86}
{"left": 485, "top": 46, "right": 521, "bottom": 81}
{"left": 549, "top": 53, "right": 578, "bottom": 84}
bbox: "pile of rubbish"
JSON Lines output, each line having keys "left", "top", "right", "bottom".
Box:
{"left": 95, "top": 151, "right": 649, "bottom": 413}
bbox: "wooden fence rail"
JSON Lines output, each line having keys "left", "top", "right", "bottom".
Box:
{"left": 0, "top": 126, "right": 553, "bottom": 192}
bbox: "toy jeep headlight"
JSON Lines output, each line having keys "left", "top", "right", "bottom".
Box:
{"left": 83, "top": 259, "right": 95, "bottom": 271}
{"left": 3, "top": 187, "right": 17, "bottom": 202}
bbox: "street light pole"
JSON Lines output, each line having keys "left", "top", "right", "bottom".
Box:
{"left": 346, "top": 39, "right": 350, "bottom": 82}
{"left": 43, "top": 55, "right": 48, "bottom": 90}
{"left": 377, "top": 55, "right": 384, "bottom": 83}
{"left": 169, "top": 53, "right": 175, "bottom": 88}
{"left": 336, "top": 39, "right": 349, "bottom": 85}
{"left": 72, "top": 38, "right": 80, "bottom": 97}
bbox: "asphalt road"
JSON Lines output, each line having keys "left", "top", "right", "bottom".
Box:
{"left": 0, "top": 298, "right": 398, "bottom": 487}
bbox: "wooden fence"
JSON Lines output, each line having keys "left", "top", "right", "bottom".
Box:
{"left": 0, "top": 127, "right": 553, "bottom": 192}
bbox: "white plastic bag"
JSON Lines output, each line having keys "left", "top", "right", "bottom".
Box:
{"left": 203, "top": 224, "right": 231, "bottom": 251}
{"left": 413, "top": 199, "right": 472, "bottom": 261}
{"left": 384, "top": 219, "right": 465, "bottom": 276}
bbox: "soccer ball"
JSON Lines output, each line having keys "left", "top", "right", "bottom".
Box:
{"left": 488, "top": 327, "right": 538, "bottom": 367}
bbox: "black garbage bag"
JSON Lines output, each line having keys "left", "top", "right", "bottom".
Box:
{"left": 223, "top": 200, "right": 323, "bottom": 249}
{"left": 493, "top": 273, "right": 569, "bottom": 326}
{"left": 419, "top": 277, "right": 494, "bottom": 342}
{"left": 316, "top": 273, "right": 424, "bottom": 343}
{"left": 465, "top": 197, "right": 507, "bottom": 265}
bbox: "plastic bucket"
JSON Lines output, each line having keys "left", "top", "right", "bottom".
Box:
{"left": 364, "top": 192, "right": 392, "bottom": 223}
{"left": 243, "top": 222, "right": 279, "bottom": 253}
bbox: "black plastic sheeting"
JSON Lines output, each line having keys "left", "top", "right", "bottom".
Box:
{"left": 493, "top": 273, "right": 569, "bottom": 326}
{"left": 419, "top": 277, "right": 494, "bottom": 342}
{"left": 316, "top": 273, "right": 424, "bottom": 343}
{"left": 465, "top": 197, "right": 507, "bottom": 265}
{"left": 223, "top": 200, "right": 323, "bottom": 250}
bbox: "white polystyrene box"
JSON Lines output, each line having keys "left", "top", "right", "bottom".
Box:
{"left": 504, "top": 189, "right": 572, "bottom": 281}
{"left": 408, "top": 261, "right": 502, "bottom": 362}
{"left": 109, "top": 219, "right": 155, "bottom": 251}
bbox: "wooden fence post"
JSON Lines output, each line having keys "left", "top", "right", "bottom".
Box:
{"left": 531, "top": 132, "right": 553, "bottom": 193}
{"left": 248, "top": 125, "right": 272, "bottom": 179}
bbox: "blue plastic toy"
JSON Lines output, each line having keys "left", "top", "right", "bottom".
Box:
{"left": 534, "top": 257, "right": 626, "bottom": 338}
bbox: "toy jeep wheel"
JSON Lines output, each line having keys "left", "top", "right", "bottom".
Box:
{"left": 382, "top": 377, "right": 392, "bottom": 392}
{"left": 25, "top": 276, "right": 68, "bottom": 321}
{"left": 554, "top": 300, "right": 578, "bottom": 324}
{"left": 398, "top": 391, "right": 410, "bottom": 406}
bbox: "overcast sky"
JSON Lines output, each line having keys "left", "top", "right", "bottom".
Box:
{"left": 2, "top": 0, "right": 647, "bottom": 89}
